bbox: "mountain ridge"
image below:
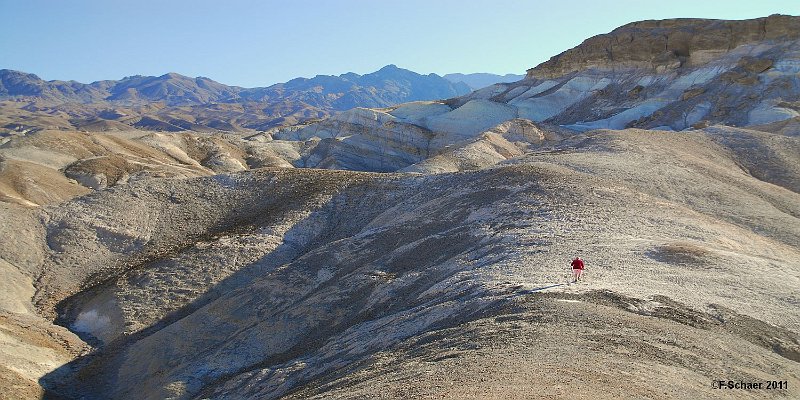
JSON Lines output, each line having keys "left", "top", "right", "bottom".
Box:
{"left": 0, "top": 66, "right": 472, "bottom": 133}
{"left": 0, "top": 66, "right": 470, "bottom": 107}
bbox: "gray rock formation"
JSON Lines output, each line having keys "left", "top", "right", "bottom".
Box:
{"left": 528, "top": 14, "right": 800, "bottom": 79}
{"left": 517, "top": 14, "right": 800, "bottom": 130}
{"left": 8, "top": 127, "right": 797, "bottom": 399}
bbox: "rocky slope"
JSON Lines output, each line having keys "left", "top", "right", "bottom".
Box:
{"left": 521, "top": 14, "right": 800, "bottom": 131}
{"left": 0, "top": 127, "right": 795, "bottom": 398}
{"left": 0, "top": 65, "right": 471, "bottom": 134}
{"left": 528, "top": 14, "right": 800, "bottom": 79}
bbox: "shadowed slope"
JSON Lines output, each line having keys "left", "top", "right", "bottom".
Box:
{"left": 14, "top": 129, "right": 795, "bottom": 399}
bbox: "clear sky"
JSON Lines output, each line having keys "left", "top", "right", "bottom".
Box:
{"left": 1, "top": 0, "right": 798, "bottom": 87}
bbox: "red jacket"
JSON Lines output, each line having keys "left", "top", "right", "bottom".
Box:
{"left": 571, "top": 258, "right": 585, "bottom": 270}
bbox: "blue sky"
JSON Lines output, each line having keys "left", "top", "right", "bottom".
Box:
{"left": 1, "top": 0, "right": 798, "bottom": 87}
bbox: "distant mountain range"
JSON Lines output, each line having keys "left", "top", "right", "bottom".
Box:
{"left": 0, "top": 65, "right": 475, "bottom": 132}
{"left": 443, "top": 73, "right": 525, "bottom": 90}
{"left": 0, "top": 65, "right": 472, "bottom": 107}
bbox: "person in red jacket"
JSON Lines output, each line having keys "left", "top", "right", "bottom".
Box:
{"left": 571, "top": 257, "right": 585, "bottom": 283}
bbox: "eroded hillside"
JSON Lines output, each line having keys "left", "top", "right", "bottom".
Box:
{"left": 0, "top": 127, "right": 796, "bottom": 399}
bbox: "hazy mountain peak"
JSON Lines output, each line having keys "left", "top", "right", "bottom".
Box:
{"left": 339, "top": 71, "right": 361, "bottom": 81}
{"left": 377, "top": 64, "right": 401, "bottom": 72}
{"left": 159, "top": 72, "right": 186, "bottom": 79}
{"left": 1, "top": 68, "right": 40, "bottom": 79}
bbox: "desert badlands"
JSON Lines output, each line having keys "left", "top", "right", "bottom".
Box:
{"left": 0, "top": 14, "right": 798, "bottom": 399}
